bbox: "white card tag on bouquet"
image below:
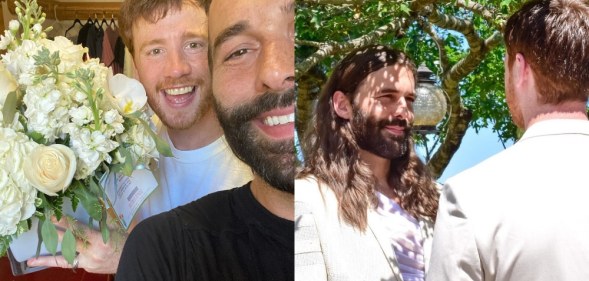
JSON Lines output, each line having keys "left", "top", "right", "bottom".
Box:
{"left": 101, "top": 169, "right": 158, "bottom": 230}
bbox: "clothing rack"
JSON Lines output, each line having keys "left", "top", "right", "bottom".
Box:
{"left": 6, "top": 0, "right": 121, "bottom": 21}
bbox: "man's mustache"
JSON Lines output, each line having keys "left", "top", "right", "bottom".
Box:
{"left": 378, "top": 118, "right": 410, "bottom": 130}
{"left": 223, "top": 88, "right": 296, "bottom": 122}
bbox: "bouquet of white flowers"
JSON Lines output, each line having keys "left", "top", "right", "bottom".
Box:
{"left": 0, "top": 0, "right": 171, "bottom": 265}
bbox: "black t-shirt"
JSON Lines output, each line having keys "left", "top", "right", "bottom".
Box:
{"left": 115, "top": 183, "right": 294, "bottom": 281}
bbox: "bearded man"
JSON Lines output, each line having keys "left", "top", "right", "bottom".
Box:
{"left": 295, "top": 45, "right": 439, "bottom": 281}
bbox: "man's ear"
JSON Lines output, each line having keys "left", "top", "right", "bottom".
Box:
{"left": 333, "top": 90, "right": 353, "bottom": 120}
{"left": 513, "top": 53, "right": 528, "bottom": 87}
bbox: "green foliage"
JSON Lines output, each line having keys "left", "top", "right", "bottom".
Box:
{"left": 111, "top": 146, "right": 134, "bottom": 176}
{"left": 27, "top": 131, "right": 47, "bottom": 144}
{"left": 71, "top": 180, "right": 103, "bottom": 221}
{"left": 61, "top": 229, "right": 77, "bottom": 265}
{"left": 0, "top": 236, "right": 10, "bottom": 258}
{"left": 462, "top": 45, "right": 517, "bottom": 143}
{"left": 138, "top": 118, "right": 174, "bottom": 157}
{"left": 296, "top": 0, "right": 529, "bottom": 175}
{"left": 67, "top": 68, "right": 103, "bottom": 131}
{"left": 33, "top": 47, "right": 60, "bottom": 82}
{"left": 100, "top": 210, "right": 110, "bottom": 244}
{"left": 40, "top": 217, "right": 58, "bottom": 256}
{"left": 2, "top": 91, "right": 17, "bottom": 126}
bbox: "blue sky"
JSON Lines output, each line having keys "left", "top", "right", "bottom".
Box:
{"left": 417, "top": 125, "right": 514, "bottom": 183}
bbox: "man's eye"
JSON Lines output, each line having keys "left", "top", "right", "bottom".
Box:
{"left": 226, "top": 49, "right": 249, "bottom": 61}
{"left": 187, "top": 42, "right": 202, "bottom": 49}
{"left": 148, "top": 48, "right": 162, "bottom": 56}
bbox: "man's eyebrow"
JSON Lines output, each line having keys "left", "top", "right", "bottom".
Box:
{"left": 213, "top": 21, "right": 249, "bottom": 51}
{"left": 375, "top": 88, "right": 399, "bottom": 96}
{"left": 138, "top": 32, "right": 205, "bottom": 52}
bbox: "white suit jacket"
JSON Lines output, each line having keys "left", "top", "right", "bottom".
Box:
{"left": 295, "top": 176, "right": 434, "bottom": 281}
{"left": 428, "top": 119, "right": 589, "bottom": 281}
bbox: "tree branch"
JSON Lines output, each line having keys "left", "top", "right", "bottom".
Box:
{"left": 455, "top": 0, "right": 505, "bottom": 31}
{"left": 299, "top": 0, "right": 362, "bottom": 4}
{"left": 418, "top": 18, "right": 449, "bottom": 73}
{"left": 295, "top": 18, "right": 408, "bottom": 78}
{"left": 427, "top": 31, "right": 503, "bottom": 178}
{"left": 426, "top": 6, "right": 483, "bottom": 53}
{"left": 296, "top": 39, "right": 325, "bottom": 48}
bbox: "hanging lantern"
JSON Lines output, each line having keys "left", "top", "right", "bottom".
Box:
{"left": 413, "top": 63, "right": 447, "bottom": 133}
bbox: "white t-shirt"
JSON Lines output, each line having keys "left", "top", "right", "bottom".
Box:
{"left": 134, "top": 129, "right": 253, "bottom": 222}
{"left": 375, "top": 192, "right": 425, "bottom": 281}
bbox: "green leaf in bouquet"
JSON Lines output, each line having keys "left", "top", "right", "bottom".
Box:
{"left": 0, "top": 236, "right": 11, "bottom": 258}
{"left": 64, "top": 187, "right": 79, "bottom": 212}
{"left": 110, "top": 146, "right": 134, "bottom": 176}
{"left": 27, "top": 131, "right": 47, "bottom": 144}
{"left": 46, "top": 194, "right": 64, "bottom": 222}
{"left": 88, "top": 177, "right": 102, "bottom": 197}
{"left": 72, "top": 182, "right": 102, "bottom": 221}
{"left": 41, "top": 218, "right": 58, "bottom": 256}
{"left": 36, "top": 218, "right": 42, "bottom": 258}
{"left": 71, "top": 195, "right": 79, "bottom": 211}
{"left": 33, "top": 48, "right": 59, "bottom": 80}
{"left": 2, "top": 91, "right": 17, "bottom": 127}
{"left": 34, "top": 197, "right": 43, "bottom": 208}
{"left": 61, "top": 229, "right": 77, "bottom": 265}
{"left": 100, "top": 211, "right": 110, "bottom": 244}
{"left": 16, "top": 219, "right": 30, "bottom": 234}
{"left": 138, "top": 118, "right": 173, "bottom": 157}
{"left": 50, "top": 49, "right": 61, "bottom": 66}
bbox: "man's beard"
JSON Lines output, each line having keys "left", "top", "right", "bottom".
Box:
{"left": 351, "top": 107, "right": 410, "bottom": 160}
{"left": 505, "top": 74, "right": 524, "bottom": 128}
{"left": 214, "top": 89, "right": 296, "bottom": 193}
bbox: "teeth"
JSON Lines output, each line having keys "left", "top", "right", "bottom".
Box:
{"left": 165, "top": 86, "right": 194, "bottom": 96}
{"left": 263, "top": 113, "right": 295, "bottom": 126}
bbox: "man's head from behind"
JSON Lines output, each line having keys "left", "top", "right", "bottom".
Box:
{"left": 119, "top": 0, "right": 212, "bottom": 131}
{"left": 205, "top": 0, "right": 296, "bottom": 193}
{"left": 504, "top": 0, "right": 589, "bottom": 106}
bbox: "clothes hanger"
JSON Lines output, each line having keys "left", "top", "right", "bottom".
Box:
{"left": 85, "top": 15, "right": 94, "bottom": 25}
{"left": 93, "top": 13, "right": 100, "bottom": 29}
{"left": 100, "top": 12, "right": 109, "bottom": 30}
{"left": 109, "top": 13, "right": 117, "bottom": 30}
{"left": 65, "top": 11, "right": 83, "bottom": 37}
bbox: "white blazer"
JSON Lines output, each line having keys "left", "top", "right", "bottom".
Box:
{"left": 428, "top": 119, "right": 589, "bottom": 281}
{"left": 295, "top": 176, "right": 434, "bottom": 281}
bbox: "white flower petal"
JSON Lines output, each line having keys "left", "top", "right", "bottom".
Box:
{"left": 108, "top": 74, "right": 147, "bottom": 114}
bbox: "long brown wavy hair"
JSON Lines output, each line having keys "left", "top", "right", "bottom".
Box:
{"left": 298, "top": 45, "right": 439, "bottom": 231}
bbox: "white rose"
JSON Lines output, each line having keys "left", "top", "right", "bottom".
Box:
{"left": 108, "top": 74, "right": 147, "bottom": 114}
{"left": 23, "top": 144, "right": 77, "bottom": 196}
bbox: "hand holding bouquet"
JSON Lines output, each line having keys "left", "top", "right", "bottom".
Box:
{"left": 0, "top": 0, "right": 171, "bottom": 266}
